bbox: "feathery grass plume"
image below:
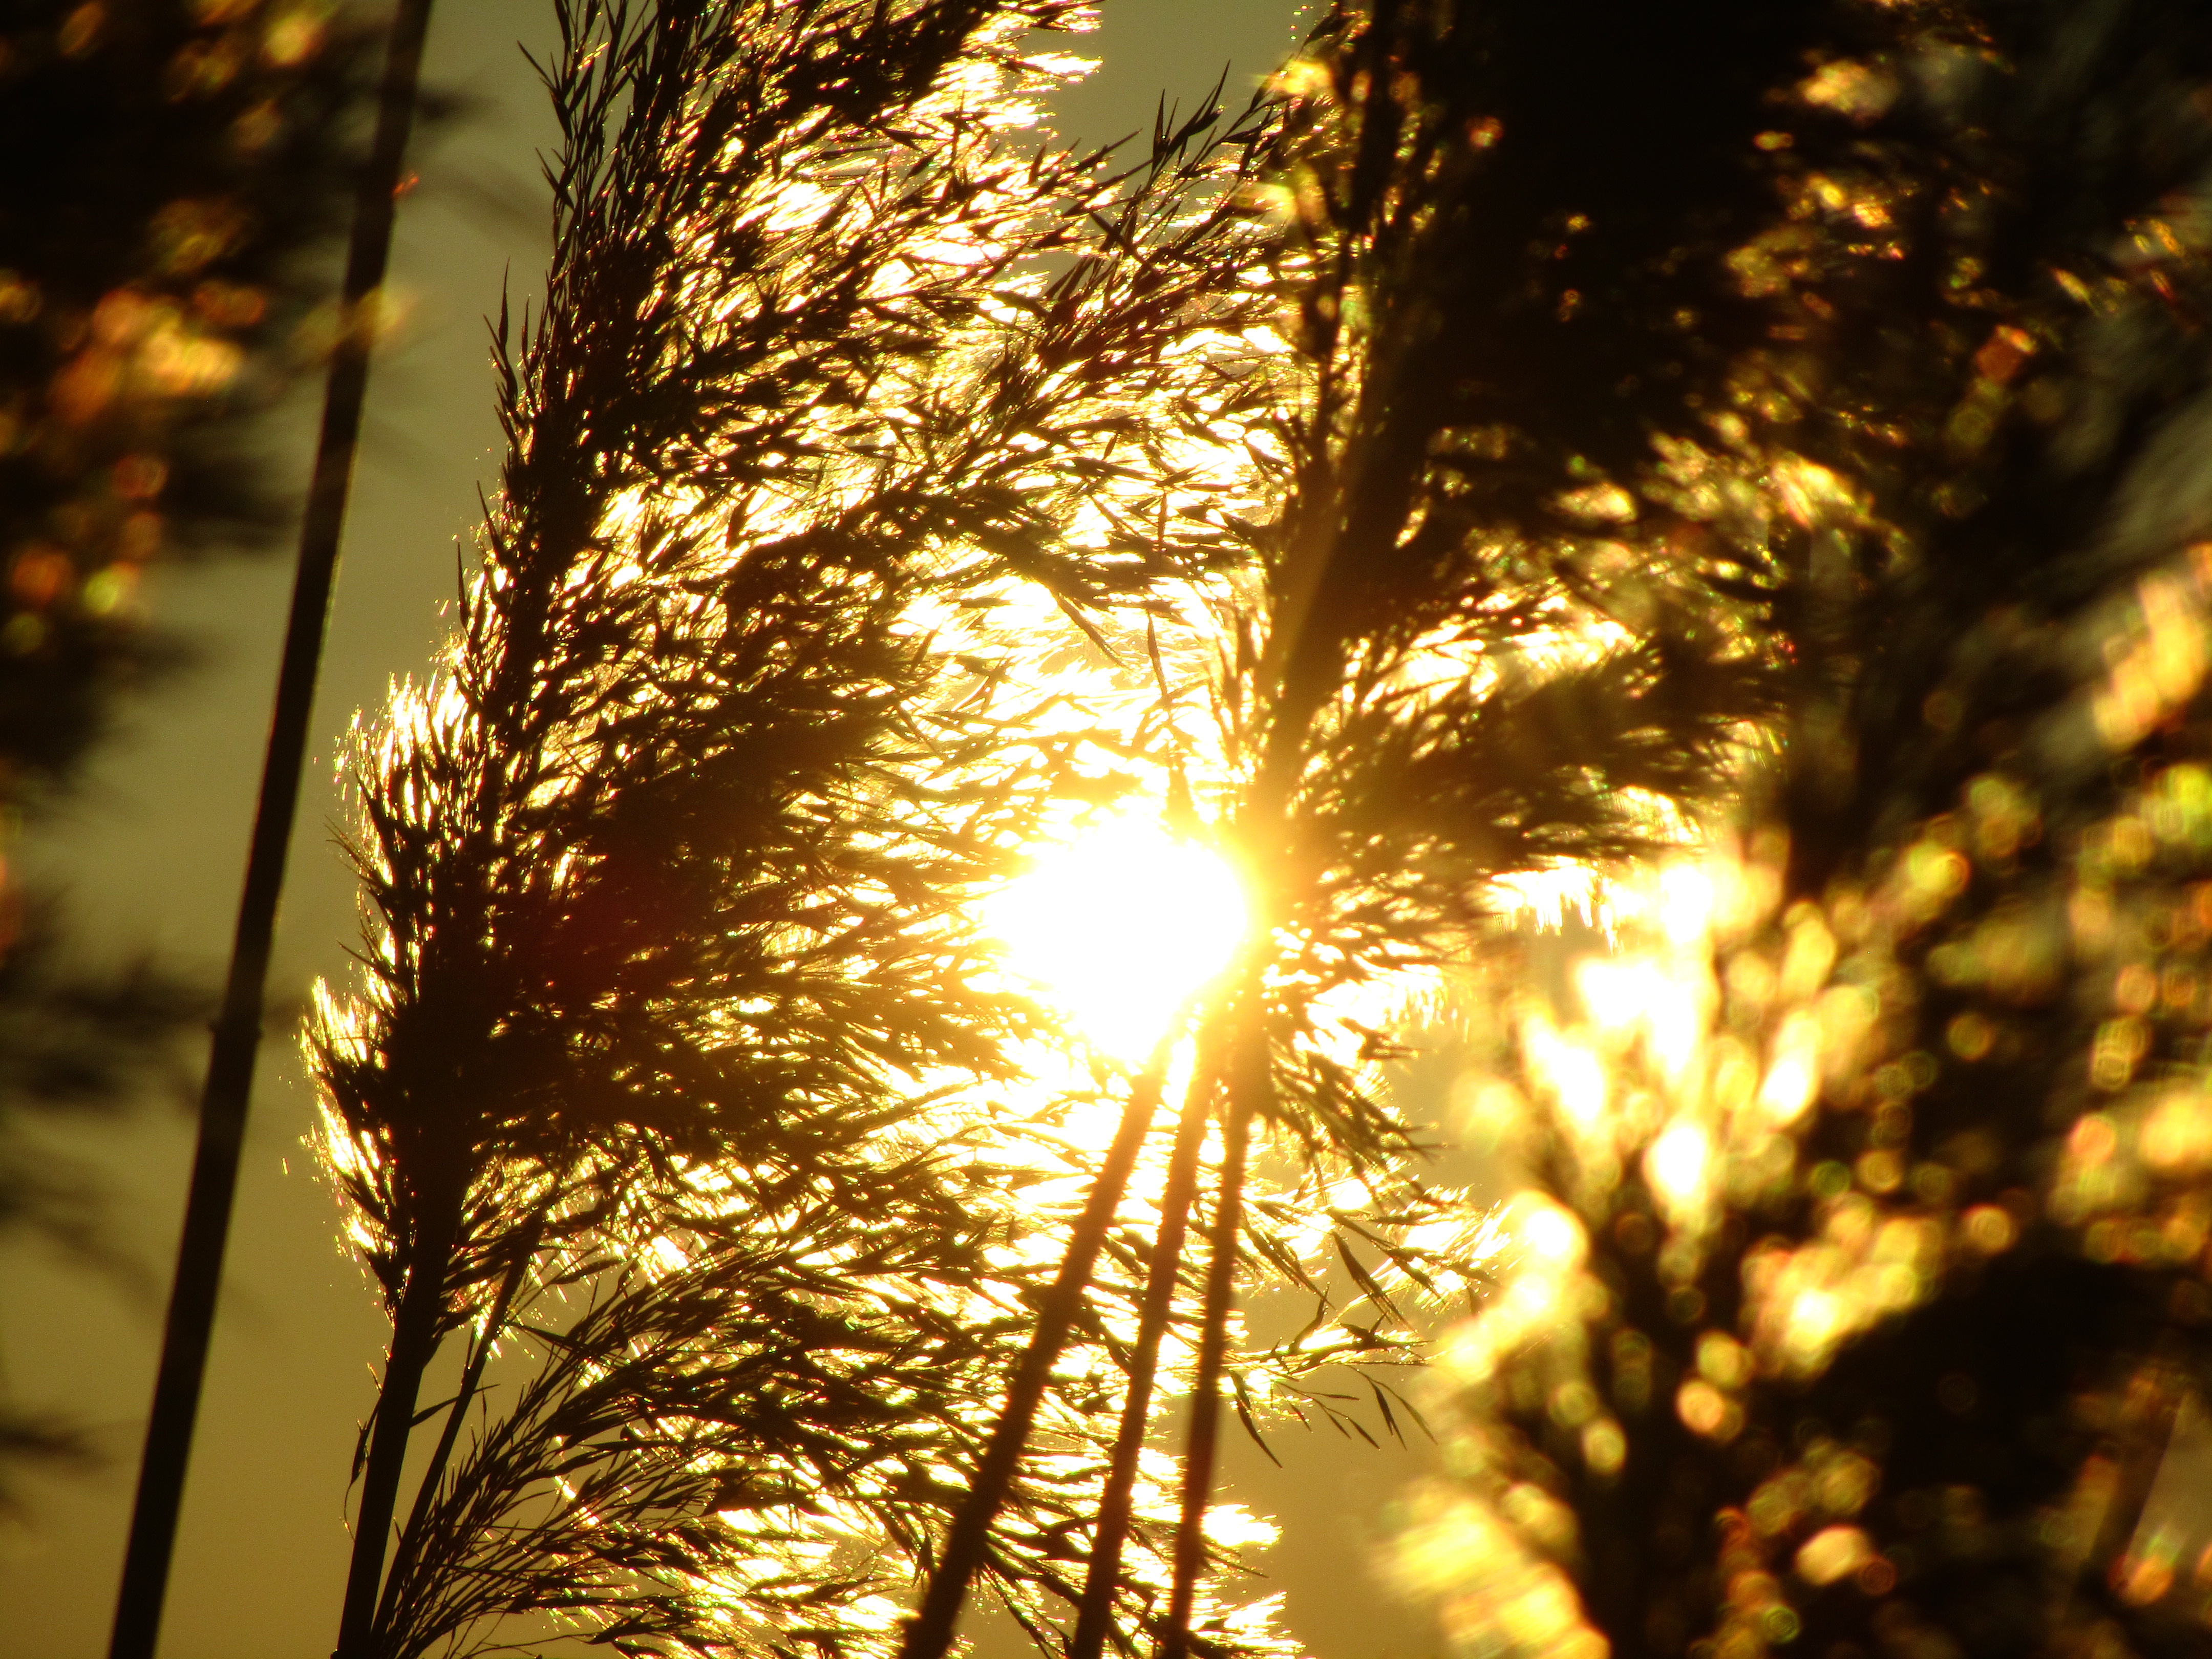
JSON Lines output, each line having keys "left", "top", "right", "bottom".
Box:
{"left": 0, "top": 0, "right": 372, "bottom": 1494}
{"left": 1142, "top": 5, "right": 1784, "bottom": 1647}
{"left": 1394, "top": 4, "right": 2212, "bottom": 1659}
{"left": 904, "top": 5, "right": 1796, "bottom": 1654}
{"left": 311, "top": 2, "right": 1306, "bottom": 1653}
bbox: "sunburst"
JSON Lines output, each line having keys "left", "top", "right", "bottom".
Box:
{"left": 983, "top": 814, "right": 1249, "bottom": 1062}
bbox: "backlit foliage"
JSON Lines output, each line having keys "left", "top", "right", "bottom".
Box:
{"left": 309, "top": 2, "right": 1312, "bottom": 1654}
{"left": 309, "top": 2, "right": 2212, "bottom": 1657}
{"left": 899, "top": 0, "right": 1796, "bottom": 1650}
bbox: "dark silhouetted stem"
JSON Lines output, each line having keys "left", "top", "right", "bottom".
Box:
{"left": 1160, "top": 1007, "right": 1262, "bottom": 1659}
{"left": 105, "top": 5, "right": 437, "bottom": 1657}
{"left": 897, "top": 1043, "right": 1174, "bottom": 1659}
{"left": 1068, "top": 1051, "right": 1218, "bottom": 1659}
{"left": 335, "top": 1186, "right": 462, "bottom": 1659}
{"left": 374, "top": 1209, "right": 544, "bottom": 1635}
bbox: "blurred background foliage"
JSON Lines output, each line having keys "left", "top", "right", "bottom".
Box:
{"left": 1373, "top": 5, "right": 2212, "bottom": 1659}
{"left": 0, "top": 0, "right": 376, "bottom": 1498}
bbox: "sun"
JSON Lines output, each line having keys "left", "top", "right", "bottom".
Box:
{"left": 982, "top": 814, "right": 1249, "bottom": 1061}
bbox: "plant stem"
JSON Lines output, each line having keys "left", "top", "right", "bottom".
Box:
{"left": 334, "top": 1186, "right": 463, "bottom": 1659}
{"left": 373, "top": 1209, "right": 545, "bottom": 1635}
{"left": 104, "top": 5, "right": 436, "bottom": 1655}
{"left": 897, "top": 1043, "right": 1174, "bottom": 1659}
{"left": 1067, "top": 1051, "right": 1218, "bottom": 1659}
{"left": 1159, "top": 1005, "right": 1262, "bottom": 1659}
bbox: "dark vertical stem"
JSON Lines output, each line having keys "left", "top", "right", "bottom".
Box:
{"left": 1159, "top": 1006, "right": 1263, "bottom": 1659}
{"left": 105, "top": 5, "right": 437, "bottom": 1656}
{"left": 334, "top": 1185, "right": 462, "bottom": 1659}
{"left": 373, "top": 1210, "right": 544, "bottom": 1635}
{"left": 1067, "top": 1050, "right": 1219, "bottom": 1659}
{"left": 897, "top": 1044, "right": 1175, "bottom": 1659}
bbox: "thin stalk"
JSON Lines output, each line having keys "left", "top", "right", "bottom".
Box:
{"left": 105, "top": 4, "right": 437, "bottom": 1655}
{"left": 1067, "top": 1050, "right": 1219, "bottom": 1659}
{"left": 897, "top": 1040, "right": 1175, "bottom": 1659}
{"left": 373, "top": 1209, "right": 546, "bottom": 1634}
{"left": 335, "top": 1183, "right": 464, "bottom": 1659}
{"left": 1159, "top": 1004, "right": 1263, "bottom": 1659}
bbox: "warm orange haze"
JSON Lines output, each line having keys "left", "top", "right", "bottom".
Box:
{"left": 6, "top": 3, "right": 2212, "bottom": 1659}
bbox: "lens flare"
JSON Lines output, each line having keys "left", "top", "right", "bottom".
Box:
{"left": 983, "top": 815, "right": 1248, "bottom": 1060}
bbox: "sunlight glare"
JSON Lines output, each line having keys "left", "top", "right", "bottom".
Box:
{"left": 984, "top": 815, "right": 1248, "bottom": 1060}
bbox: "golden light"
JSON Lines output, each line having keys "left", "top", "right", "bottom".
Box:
{"left": 1795, "top": 1526, "right": 1873, "bottom": 1587}
{"left": 1758, "top": 1012, "right": 1821, "bottom": 1124}
{"left": 983, "top": 814, "right": 1248, "bottom": 1060}
{"left": 1646, "top": 1120, "right": 1712, "bottom": 1219}
{"left": 1521, "top": 1014, "right": 1608, "bottom": 1131}
{"left": 1499, "top": 1190, "right": 1587, "bottom": 1273}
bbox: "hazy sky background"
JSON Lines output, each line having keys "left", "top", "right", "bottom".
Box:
{"left": 0, "top": 4, "right": 1449, "bottom": 1653}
